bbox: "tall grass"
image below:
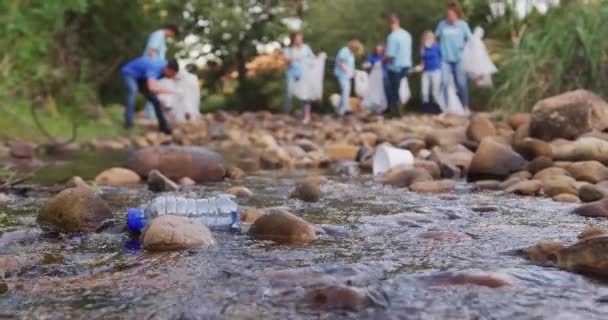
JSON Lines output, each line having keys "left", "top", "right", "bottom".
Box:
{"left": 492, "top": 1, "right": 608, "bottom": 112}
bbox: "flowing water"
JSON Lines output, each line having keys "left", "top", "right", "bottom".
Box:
{"left": 2, "top": 151, "right": 608, "bottom": 319}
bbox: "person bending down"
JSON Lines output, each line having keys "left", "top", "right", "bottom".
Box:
{"left": 120, "top": 57, "right": 179, "bottom": 134}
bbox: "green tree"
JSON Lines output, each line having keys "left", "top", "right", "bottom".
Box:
{"left": 182, "top": 0, "right": 303, "bottom": 105}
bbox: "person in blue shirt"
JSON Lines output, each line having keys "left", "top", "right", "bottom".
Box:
{"left": 283, "top": 32, "right": 315, "bottom": 124}
{"left": 416, "top": 31, "right": 443, "bottom": 113}
{"left": 120, "top": 57, "right": 179, "bottom": 134}
{"left": 334, "top": 39, "right": 362, "bottom": 115}
{"left": 435, "top": 2, "right": 472, "bottom": 111}
{"left": 384, "top": 14, "right": 413, "bottom": 116}
{"left": 364, "top": 45, "right": 387, "bottom": 78}
{"left": 142, "top": 24, "right": 179, "bottom": 120}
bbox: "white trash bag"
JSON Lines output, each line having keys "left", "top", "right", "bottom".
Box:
{"left": 462, "top": 27, "right": 498, "bottom": 88}
{"left": 293, "top": 53, "right": 327, "bottom": 101}
{"left": 354, "top": 70, "right": 369, "bottom": 98}
{"left": 399, "top": 76, "right": 411, "bottom": 105}
{"left": 157, "top": 70, "right": 201, "bottom": 123}
{"left": 361, "top": 62, "right": 387, "bottom": 113}
{"left": 441, "top": 83, "right": 466, "bottom": 115}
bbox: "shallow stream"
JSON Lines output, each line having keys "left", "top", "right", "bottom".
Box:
{"left": 2, "top": 151, "right": 608, "bottom": 319}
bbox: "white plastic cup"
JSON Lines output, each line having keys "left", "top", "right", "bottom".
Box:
{"left": 373, "top": 144, "right": 414, "bottom": 176}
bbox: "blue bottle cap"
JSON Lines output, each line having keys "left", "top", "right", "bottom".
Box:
{"left": 127, "top": 208, "right": 146, "bottom": 232}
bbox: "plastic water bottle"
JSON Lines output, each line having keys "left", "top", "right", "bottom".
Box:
{"left": 127, "top": 195, "right": 239, "bottom": 232}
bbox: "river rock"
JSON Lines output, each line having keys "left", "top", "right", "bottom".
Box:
{"left": 240, "top": 207, "right": 265, "bottom": 224}
{"left": 382, "top": 166, "right": 433, "bottom": 188}
{"left": 567, "top": 161, "right": 608, "bottom": 183}
{"left": 66, "top": 176, "right": 93, "bottom": 191}
{"left": 530, "top": 90, "right": 608, "bottom": 141}
{"left": 290, "top": 180, "right": 321, "bottom": 202}
{"left": 578, "top": 184, "right": 608, "bottom": 203}
{"left": 414, "top": 160, "right": 441, "bottom": 179}
{"left": 248, "top": 209, "right": 317, "bottom": 244}
{"left": 179, "top": 177, "right": 196, "bottom": 187}
{"left": 553, "top": 193, "right": 580, "bottom": 203}
{"left": 126, "top": 146, "right": 226, "bottom": 183}
{"left": 572, "top": 198, "right": 608, "bottom": 218}
{"left": 466, "top": 114, "right": 497, "bottom": 143}
{"left": 226, "top": 186, "right": 253, "bottom": 198}
{"left": 37, "top": 187, "right": 113, "bottom": 233}
{"left": 94, "top": 167, "right": 141, "bottom": 187}
{"left": 506, "top": 180, "right": 542, "bottom": 196}
{"left": 532, "top": 167, "right": 571, "bottom": 183}
{"left": 553, "top": 137, "right": 608, "bottom": 163}
{"left": 260, "top": 147, "right": 292, "bottom": 169}
{"left": 508, "top": 113, "right": 531, "bottom": 129}
{"left": 304, "top": 285, "right": 371, "bottom": 311}
{"left": 410, "top": 180, "right": 455, "bottom": 193}
{"left": 514, "top": 137, "right": 553, "bottom": 160}
{"left": 578, "top": 227, "right": 608, "bottom": 240}
{"left": 557, "top": 235, "right": 608, "bottom": 277}
{"left": 225, "top": 166, "right": 245, "bottom": 180}
{"left": 509, "top": 171, "right": 532, "bottom": 180}
{"left": 468, "top": 138, "right": 528, "bottom": 181}
{"left": 499, "top": 177, "right": 525, "bottom": 190}
{"left": 525, "top": 242, "right": 565, "bottom": 266}
{"left": 142, "top": 215, "right": 215, "bottom": 251}
{"left": 429, "top": 271, "right": 513, "bottom": 288}
{"left": 325, "top": 144, "right": 360, "bottom": 161}
{"left": 527, "top": 156, "right": 554, "bottom": 174}
{"left": 147, "top": 170, "right": 179, "bottom": 192}
{"left": 542, "top": 176, "right": 578, "bottom": 197}
{"left": 10, "top": 141, "right": 35, "bottom": 159}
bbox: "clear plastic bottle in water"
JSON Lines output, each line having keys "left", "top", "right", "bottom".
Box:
{"left": 127, "top": 195, "right": 239, "bottom": 232}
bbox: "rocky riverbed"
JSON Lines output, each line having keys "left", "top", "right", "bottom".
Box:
{"left": 3, "top": 89, "right": 608, "bottom": 318}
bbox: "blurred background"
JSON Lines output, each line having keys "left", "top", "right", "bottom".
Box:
{"left": 1, "top": 0, "right": 605, "bottom": 141}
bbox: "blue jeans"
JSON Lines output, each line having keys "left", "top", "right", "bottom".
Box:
{"left": 336, "top": 76, "right": 351, "bottom": 114}
{"left": 386, "top": 68, "right": 408, "bottom": 113}
{"left": 283, "top": 75, "right": 311, "bottom": 113}
{"left": 441, "top": 61, "right": 469, "bottom": 108}
{"left": 122, "top": 74, "right": 171, "bottom": 134}
{"left": 144, "top": 102, "right": 157, "bottom": 120}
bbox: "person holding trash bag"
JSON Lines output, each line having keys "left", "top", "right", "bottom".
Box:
{"left": 435, "top": 1, "right": 472, "bottom": 112}
{"left": 121, "top": 57, "right": 179, "bottom": 134}
{"left": 384, "top": 14, "right": 412, "bottom": 116}
{"left": 283, "top": 32, "right": 315, "bottom": 124}
{"left": 333, "top": 39, "right": 362, "bottom": 115}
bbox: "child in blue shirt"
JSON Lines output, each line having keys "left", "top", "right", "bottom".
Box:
{"left": 416, "top": 31, "right": 443, "bottom": 113}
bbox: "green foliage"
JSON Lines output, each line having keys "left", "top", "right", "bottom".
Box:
{"left": 182, "top": 0, "right": 302, "bottom": 107}
{"left": 492, "top": 1, "right": 608, "bottom": 112}
{"left": 304, "top": 0, "right": 446, "bottom": 61}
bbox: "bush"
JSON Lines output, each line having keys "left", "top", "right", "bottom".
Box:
{"left": 492, "top": 2, "right": 608, "bottom": 112}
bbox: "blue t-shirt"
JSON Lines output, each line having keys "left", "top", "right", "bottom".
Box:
{"left": 334, "top": 47, "right": 355, "bottom": 79}
{"left": 143, "top": 30, "right": 167, "bottom": 59}
{"left": 421, "top": 43, "right": 442, "bottom": 71}
{"left": 121, "top": 57, "right": 167, "bottom": 80}
{"left": 435, "top": 19, "right": 472, "bottom": 63}
{"left": 284, "top": 44, "right": 314, "bottom": 79}
{"left": 385, "top": 28, "right": 413, "bottom": 71}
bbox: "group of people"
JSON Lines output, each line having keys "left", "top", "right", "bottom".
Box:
{"left": 284, "top": 2, "right": 475, "bottom": 122}
{"left": 120, "top": 24, "right": 201, "bottom": 135}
